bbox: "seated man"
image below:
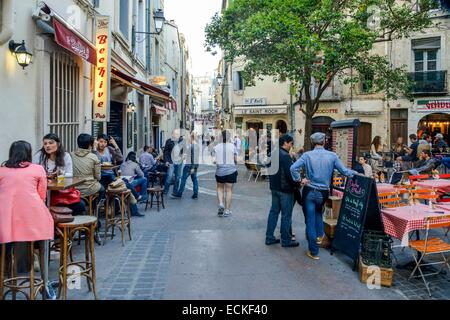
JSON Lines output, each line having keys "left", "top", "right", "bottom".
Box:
{"left": 121, "top": 152, "right": 148, "bottom": 202}
{"left": 409, "top": 150, "right": 440, "bottom": 176}
{"left": 72, "top": 133, "right": 105, "bottom": 199}
{"left": 397, "top": 134, "right": 419, "bottom": 170}
{"left": 94, "top": 134, "right": 123, "bottom": 189}
{"left": 139, "top": 145, "right": 157, "bottom": 177}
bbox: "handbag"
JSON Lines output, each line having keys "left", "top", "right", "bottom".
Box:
{"left": 49, "top": 206, "right": 74, "bottom": 224}
{"left": 108, "top": 178, "right": 128, "bottom": 193}
{"left": 50, "top": 188, "right": 81, "bottom": 206}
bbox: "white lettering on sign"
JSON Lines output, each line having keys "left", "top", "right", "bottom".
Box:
{"left": 316, "top": 108, "right": 338, "bottom": 114}
{"left": 244, "top": 98, "right": 267, "bottom": 106}
{"left": 234, "top": 106, "right": 287, "bottom": 115}
{"left": 94, "top": 16, "right": 111, "bottom": 122}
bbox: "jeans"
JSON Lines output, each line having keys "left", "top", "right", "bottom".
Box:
{"left": 123, "top": 180, "right": 140, "bottom": 200}
{"left": 163, "top": 163, "right": 183, "bottom": 195}
{"left": 100, "top": 172, "right": 116, "bottom": 189}
{"left": 130, "top": 177, "right": 148, "bottom": 199}
{"left": 303, "top": 187, "right": 327, "bottom": 256}
{"left": 176, "top": 165, "right": 199, "bottom": 197}
{"left": 265, "top": 190, "right": 295, "bottom": 245}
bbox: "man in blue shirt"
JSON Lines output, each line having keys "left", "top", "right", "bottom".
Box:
{"left": 291, "top": 132, "right": 356, "bottom": 260}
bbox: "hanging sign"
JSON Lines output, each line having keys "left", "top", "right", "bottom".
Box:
{"left": 94, "top": 16, "right": 111, "bottom": 122}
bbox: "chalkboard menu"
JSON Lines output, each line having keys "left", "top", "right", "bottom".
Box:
{"left": 107, "top": 102, "right": 124, "bottom": 152}
{"left": 331, "top": 119, "right": 360, "bottom": 170}
{"left": 331, "top": 174, "right": 383, "bottom": 269}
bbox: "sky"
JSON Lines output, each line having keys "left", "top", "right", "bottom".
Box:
{"left": 165, "top": 0, "right": 222, "bottom": 77}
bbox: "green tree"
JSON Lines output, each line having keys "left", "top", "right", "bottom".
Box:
{"left": 205, "top": 0, "right": 436, "bottom": 150}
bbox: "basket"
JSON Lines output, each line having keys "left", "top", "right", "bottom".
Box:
{"left": 361, "top": 230, "right": 393, "bottom": 269}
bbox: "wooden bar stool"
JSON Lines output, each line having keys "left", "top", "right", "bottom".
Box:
{"left": 148, "top": 172, "right": 166, "bottom": 188}
{"left": 0, "top": 241, "right": 45, "bottom": 300}
{"left": 81, "top": 193, "right": 100, "bottom": 217}
{"left": 104, "top": 189, "right": 132, "bottom": 246}
{"left": 145, "top": 187, "right": 165, "bottom": 212}
{"left": 56, "top": 216, "right": 97, "bottom": 300}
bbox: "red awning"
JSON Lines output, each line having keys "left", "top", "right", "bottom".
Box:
{"left": 42, "top": 3, "right": 97, "bottom": 65}
{"left": 112, "top": 69, "right": 170, "bottom": 100}
{"left": 152, "top": 104, "right": 167, "bottom": 115}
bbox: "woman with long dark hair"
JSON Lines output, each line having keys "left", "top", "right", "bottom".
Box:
{"left": 370, "top": 135, "right": 383, "bottom": 169}
{"left": 0, "top": 141, "right": 54, "bottom": 243}
{"left": 33, "top": 133, "right": 73, "bottom": 177}
{"left": 33, "top": 133, "right": 85, "bottom": 215}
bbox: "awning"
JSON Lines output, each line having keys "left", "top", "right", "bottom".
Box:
{"left": 41, "top": 3, "right": 97, "bottom": 65}
{"left": 152, "top": 104, "right": 167, "bottom": 115}
{"left": 111, "top": 69, "right": 171, "bottom": 102}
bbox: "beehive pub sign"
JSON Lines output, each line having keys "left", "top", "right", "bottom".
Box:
{"left": 94, "top": 16, "right": 111, "bottom": 122}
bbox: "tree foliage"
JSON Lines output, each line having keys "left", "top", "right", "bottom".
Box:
{"left": 205, "top": 0, "right": 436, "bottom": 148}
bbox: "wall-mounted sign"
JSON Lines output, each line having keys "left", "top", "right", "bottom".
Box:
{"left": 234, "top": 105, "right": 287, "bottom": 115}
{"left": 94, "top": 16, "right": 111, "bottom": 122}
{"left": 316, "top": 108, "right": 339, "bottom": 114}
{"left": 150, "top": 76, "right": 167, "bottom": 86}
{"left": 244, "top": 98, "right": 267, "bottom": 106}
{"left": 417, "top": 100, "right": 450, "bottom": 113}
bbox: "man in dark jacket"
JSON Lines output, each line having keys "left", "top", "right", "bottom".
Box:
{"left": 265, "top": 134, "right": 300, "bottom": 247}
{"left": 162, "top": 129, "right": 185, "bottom": 195}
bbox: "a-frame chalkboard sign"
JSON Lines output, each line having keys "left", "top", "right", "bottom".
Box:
{"left": 330, "top": 174, "right": 384, "bottom": 270}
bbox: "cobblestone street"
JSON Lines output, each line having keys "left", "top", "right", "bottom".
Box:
{"left": 61, "top": 166, "right": 450, "bottom": 300}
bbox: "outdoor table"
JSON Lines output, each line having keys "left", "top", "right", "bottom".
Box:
{"left": 44, "top": 177, "right": 87, "bottom": 299}
{"left": 381, "top": 204, "right": 450, "bottom": 247}
{"left": 376, "top": 183, "right": 396, "bottom": 194}
{"left": 414, "top": 179, "right": 450, "bottom": 194}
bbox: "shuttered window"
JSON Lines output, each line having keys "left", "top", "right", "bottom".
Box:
{"left": 49, "top": 52, "right": 80, "bottom": 153}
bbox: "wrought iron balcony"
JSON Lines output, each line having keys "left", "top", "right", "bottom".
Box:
{"left": 409, "top": 70, "right": 447, "bottom": 95}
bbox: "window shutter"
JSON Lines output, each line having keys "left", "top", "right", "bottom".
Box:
{"left": 412, "top": 37, "right": 441, "bottom": 50}
{"left": 233, "top": 71, "right": 239, "bottom": 91}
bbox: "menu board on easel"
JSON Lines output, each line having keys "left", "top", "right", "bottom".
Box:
{"left": 331, "top": 119, "right": 360, "bottom": 170}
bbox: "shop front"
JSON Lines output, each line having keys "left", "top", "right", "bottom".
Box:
{"left": 410, "top": 99, "right": 450, "bottom": 143}
{"left": 234, "top": 105, "right": 289, "bottom": 137}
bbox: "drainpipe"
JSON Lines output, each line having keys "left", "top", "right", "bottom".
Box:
{"left": 146, "top": 0, "right": 152, "bottom": 73}
{"left": 0, "top": 0, "right": 14, "bottom": 45}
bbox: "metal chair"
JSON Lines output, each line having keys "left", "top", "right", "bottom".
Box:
{"left": 408, "top": 214, "right": 450, "bottom": 297}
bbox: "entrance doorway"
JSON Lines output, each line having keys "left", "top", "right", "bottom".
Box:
{"left": 107, "top": 101, "right": 125, "bottom": 152}
{"left": 312, "top": 116, "right": 335, "bottom": 150}
{"left": 418, "top": 112, "right": 450, "bottom": 143}
{"left": 275, "top": 120, "right": 288, "bottom": 134}
{"left": 390, "top": 109, "right": 408, "bottom": 145}
{"left": 357, "top": 122, "right": 372, "bottom": 157}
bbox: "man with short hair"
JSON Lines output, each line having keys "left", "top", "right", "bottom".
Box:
{"left": 265, "top": 134, "right": 300, "bottom": 247}
{"left": 409, "top": 150, "right": 440, "bottom": 175}
{"left": 163, "top": 129, "right": 184, "bottom": 196}
{"left": 139, "top": 145, "right": 156, "bottom": 176}
{"left": 435, "top": 133, "right": 448, "bottom": 151}
{"left": 397, "top": 134, "right": 419, "bottom": 163}
{"left": 291, "top": 132, "right": 357, "bottom": 260}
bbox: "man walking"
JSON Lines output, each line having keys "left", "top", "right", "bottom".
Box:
{"left": 291, "top": 133, "right": 356, "bottom": 260}
{"left": 265, "top": 134, "right": 300, "bottom": 247}
{"left": 171, "top": 133, "right": 200, "bottom": 199}
{"left": 163, "top": 129, "right": 184, "bottom": 196}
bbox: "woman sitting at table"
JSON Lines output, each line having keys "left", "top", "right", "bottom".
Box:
{"left": 358, "top": 155, "right": 373, "bottom": 178}
{"left": 0, "top": 141, "right": 54, "bottom": 244}
{"left": 33, "top": 133, "right": 86, "bottom": 215}
{"left": 392, "top": 136, "right": 407, "bottom": 158}
{"left": 370, "top": 136, "right": 383, "bottom": 169}
{"left": 121, "top": 152, "right": 148, "bottom": 203}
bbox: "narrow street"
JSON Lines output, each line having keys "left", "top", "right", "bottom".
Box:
{"left": 63, "top": 166, "right": 450, "bottom": 300}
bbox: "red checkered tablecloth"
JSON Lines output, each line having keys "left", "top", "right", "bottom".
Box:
{"left": 381, "top": 204, "right": 450, "bottom": 244}
{"left": 415, "top": 179, "right": 450, "bottom": 194}
{"left": 376, "top": 183, "right": 396, "bottom": 194}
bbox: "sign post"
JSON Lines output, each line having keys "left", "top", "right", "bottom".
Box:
{"left": 331, "top": 175, "right": 384, "bottom": 270}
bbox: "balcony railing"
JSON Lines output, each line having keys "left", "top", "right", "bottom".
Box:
{"left": 409, "top": 70, "right": 447, "bottom": 95}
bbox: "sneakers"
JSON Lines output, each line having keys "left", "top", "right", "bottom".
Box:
{"left": 265, "top": 239, "right": 280, "bottom": 246}
{"left": 218, "top": 205, "right": 225, "bottom": 217}
{"left": 223, "top": 209, "right": 232, "bottom": 217}
{"left": 306, "top": 251, "right": 320, "bottom": 260}
{"left": 281, "top": 241, "right": 300, "bottom": 248}
{"left": 192, "top": 194, "right": 198, "bottom": 199}
{"left": 170, "top": 194, "right": 182, "bottom": 199}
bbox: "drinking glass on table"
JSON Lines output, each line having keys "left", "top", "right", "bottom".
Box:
{"left": 57, "top": 169, "right": 65, "bottom": 185}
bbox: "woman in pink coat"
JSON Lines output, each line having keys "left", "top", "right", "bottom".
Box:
{"left": 0, "top": 141, "right": 54, "bottom": 244}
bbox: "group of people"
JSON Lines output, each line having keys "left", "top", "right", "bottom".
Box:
{"left": 265, "top": 132, "right": 357, "bottom": 260}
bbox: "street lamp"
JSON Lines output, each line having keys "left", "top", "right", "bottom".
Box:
{"left": 132, "top": 9, "right": 166, "bottom": 52}
{"left": 9, "top": 40, "right": 33, "bottom": 69}
{"left": 216, "top": 73, "right": 225, "bottom": 128}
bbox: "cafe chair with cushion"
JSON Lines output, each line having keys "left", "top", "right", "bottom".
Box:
{"left": 378, "top": 191, "right": 406, "bottom": 209}
{"left": 408, "top": 215, "right": 450, "bottom": 297}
